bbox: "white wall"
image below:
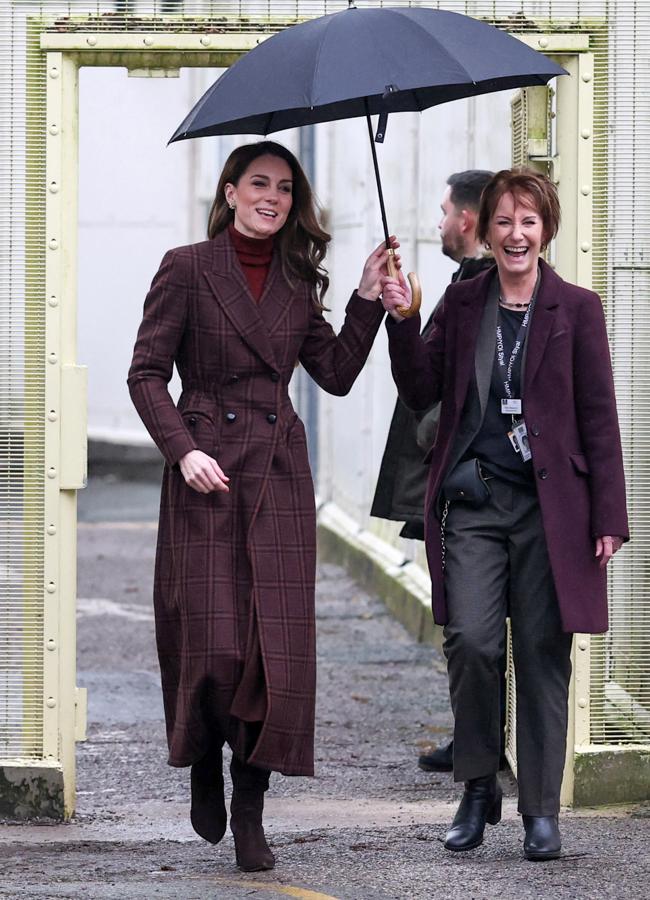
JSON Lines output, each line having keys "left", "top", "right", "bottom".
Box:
{"left": 78, "top": 66, "right": 222, "bottom": 443}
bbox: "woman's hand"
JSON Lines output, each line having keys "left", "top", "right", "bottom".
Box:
{"left": 179, "top": 449, "right": 230, "bottom": 494}
{"left": 381, "top": 270, "right": 412, "bottom": 322}
{"left": 595, "top": 535, "right": 623, "bottom": 568}
{"left": 357, "top": 236, "right": 401, "bottom": 301}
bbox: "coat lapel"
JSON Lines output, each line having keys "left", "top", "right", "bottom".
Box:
{"left": 454, "top": 269, "right": 497, "bottom": 409}
{"left": 257, "top": 252, "right": 297, "bottom": 337}
{"left": 523, "top": 260, "right": 560, "bottom": 394}
{"left": 203, "top": 230, "right": 280, "bottom": 372}
{"left": 475, "top": 275, "right": 499, "bottom": 417}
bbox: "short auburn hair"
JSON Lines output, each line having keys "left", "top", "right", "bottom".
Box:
{"left": 477, "top": 167, "right": 561, "bottom": 248}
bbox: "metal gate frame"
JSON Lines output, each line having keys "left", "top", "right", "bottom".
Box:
{"left": 39, "top": 23, "right": 593, "bottom": 817}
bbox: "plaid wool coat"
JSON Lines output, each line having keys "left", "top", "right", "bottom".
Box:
{"left": 128, "top": 230, "right": 384, "bottom": 775}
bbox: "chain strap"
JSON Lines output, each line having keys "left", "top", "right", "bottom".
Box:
{"left": 440, "top": 500, "right": 449, "bottom": 570}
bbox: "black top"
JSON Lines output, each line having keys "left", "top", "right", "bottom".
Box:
{"left": 466, "top": 306, "right": 534, "bottom": 486}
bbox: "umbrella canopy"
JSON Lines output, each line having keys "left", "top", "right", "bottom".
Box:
{"left": 170, "top": 4, "right": 566, "bottom": 317}
{"left": 169, "top": 5, "right": 566, "bottom": 141}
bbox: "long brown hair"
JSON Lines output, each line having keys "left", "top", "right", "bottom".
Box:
{"left": 208, "top": 141, "right": 330, "bottom": 306}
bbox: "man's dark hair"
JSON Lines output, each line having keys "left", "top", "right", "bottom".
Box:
{"left": 447, "top": 170, "right": 494, "bottom": 212}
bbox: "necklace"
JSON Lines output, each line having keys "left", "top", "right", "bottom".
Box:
{"left": 499, "top": 295, "right": 531, "bottom": 309}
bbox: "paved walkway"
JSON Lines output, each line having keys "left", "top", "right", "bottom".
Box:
{"left": 1, "top": 476, "right": 648, "bottom": 899}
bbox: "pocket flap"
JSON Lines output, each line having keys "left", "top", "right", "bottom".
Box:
{"left": 570, "top": 452, "right": 589, "bottom": 475}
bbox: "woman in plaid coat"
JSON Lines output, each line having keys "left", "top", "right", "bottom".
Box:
{"left": 128, "top": 141, "right": 389, "bottom": 870}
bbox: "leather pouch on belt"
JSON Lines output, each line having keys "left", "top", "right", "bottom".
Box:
{"left": 440, "top": 458, "right": 491, "bottom": 508}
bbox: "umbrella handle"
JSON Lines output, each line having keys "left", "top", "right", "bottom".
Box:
{"left": 386, "top": 250, "right": 422, "bottom": 318}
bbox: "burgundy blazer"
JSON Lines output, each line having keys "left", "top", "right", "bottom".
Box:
{"left": 387, "top": 259, "right": 629, "bottom": 634}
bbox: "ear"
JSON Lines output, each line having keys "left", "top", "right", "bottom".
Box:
{"left": 224, "top": 183, "right": 236, "bottom": 205}
{"left": 460, "top": 208, "right": 477, "bottom": 235}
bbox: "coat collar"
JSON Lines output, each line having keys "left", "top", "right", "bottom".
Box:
{"left": 202, "top": 229, "right": 296, "bottom": 372}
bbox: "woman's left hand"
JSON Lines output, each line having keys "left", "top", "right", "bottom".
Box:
{"left": 595, "top": 535, "right": 623, "bottom": 568}
{"left": 357, "top": 237, "right": 401, "bottom": 301}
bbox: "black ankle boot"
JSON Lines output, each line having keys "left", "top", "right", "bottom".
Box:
{"left": 190, "top": 748, "right": 227, "bottom": 844}
{"left": 230, "top": 757, "right": 275, "bottom": 872}
{"left": 418, "top": 740, "right": 454, "bottom": 772}
{"left": 444, "top": 775, "right": 502, "bottom": 851}
{"left": 522, "top": 815, "right": 561, "bottom": 861}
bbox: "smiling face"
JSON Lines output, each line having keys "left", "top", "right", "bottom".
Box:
{"left": 487, "top": 191, "right": 545, "bottom": 280}
{"left": 225, "top": 154, "right": 293, "bottom": 239}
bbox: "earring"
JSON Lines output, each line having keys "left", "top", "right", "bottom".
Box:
{"left": 228, "top": 202, "right": 236, "bottom": 211}
{"left": 484, "top": 241, "right": 491, "bottom": 250}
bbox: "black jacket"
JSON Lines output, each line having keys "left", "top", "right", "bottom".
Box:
{"left": 370, "top": 255, "right": 495, "bottom": 540}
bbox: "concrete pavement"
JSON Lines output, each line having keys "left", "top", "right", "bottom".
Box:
{"left": 0, "top": 472, "right": 648, "bottom": 899}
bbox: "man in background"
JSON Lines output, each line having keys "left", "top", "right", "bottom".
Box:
{"left": 371, "top": 169, "right": 498, "bottom": 772}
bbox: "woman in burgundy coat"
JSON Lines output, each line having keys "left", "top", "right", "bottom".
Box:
{"left": 128, "top": 141, "right": 391, "bottom": 870}
{"left": 381, "top": 168, "right": 628, "bottom": 861}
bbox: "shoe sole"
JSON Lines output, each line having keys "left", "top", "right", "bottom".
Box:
{"left": 444, "top": 837, "right": 484, "bottom": 852}
{"left": 524, "top": 849, "right": 561, "bottom": 861}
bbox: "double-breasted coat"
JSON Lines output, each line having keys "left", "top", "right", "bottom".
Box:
{"left": 128, "top": 229, "right": 385, "bottom": 775}
{"left": 386, "top": 260, "right": 629, "bottom": 635}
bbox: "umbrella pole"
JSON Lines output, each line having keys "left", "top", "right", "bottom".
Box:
{"left": 365, "top": 109, "right": 392, "bottom": 251}
{"left": 364, "top": 107, "right": 421, "bottom": 318}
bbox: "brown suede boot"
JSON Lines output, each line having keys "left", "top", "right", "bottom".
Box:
{"left": 190, "top": 747, "right": 227, "bottom": 844}
{"left": 230, "top": 757, "right": 275, "bottom": 871}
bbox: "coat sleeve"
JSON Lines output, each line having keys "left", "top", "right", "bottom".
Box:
{"left": 386, "top": 291, "right": 447, "bottom": 411}
{"left": 298, "top": 290, "right": 385, "bottom": 396}
{"left": 127, "top": 249, "right": 198, "bottom": 468}
{"left": 573, "top": 291, "right": 629, "bottom": 540}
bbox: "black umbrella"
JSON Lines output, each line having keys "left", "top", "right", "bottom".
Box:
{"left": 170, "top": 3, "right": 566, "bottom": 314}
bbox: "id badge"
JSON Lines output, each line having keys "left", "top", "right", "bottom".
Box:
{"left": 511, "top": 421, "right": 532, "bottom": 462}
{"left": 501, "top": 398, "right": 522, "bottom": 415}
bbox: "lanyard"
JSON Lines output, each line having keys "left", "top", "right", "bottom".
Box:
{"left": 495, "top": 300, "right": 534, "bottom": 401}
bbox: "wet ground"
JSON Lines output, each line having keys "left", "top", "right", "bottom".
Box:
{"left": 0, "top": 473, "right": 648, "bottom": 899}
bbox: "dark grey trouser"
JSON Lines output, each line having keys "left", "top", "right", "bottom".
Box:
{"left": 442, "top": 477, "right": 573, "bottom": 816}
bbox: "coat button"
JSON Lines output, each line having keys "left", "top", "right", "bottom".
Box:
{"left": 188, "top": 416, "right": 197, "bottom": 426}
{"left": 228, "top": 374, "right": 240, "bottom": 385}
{"left": 531, "top": 424, "right": 540, "bottom": 437}
{"left": 266, "top": 413, "right": 277, "bottom": 424}
{"left": 225, "top": 412, "right": 237, "bottom": 423}
{"left": 537, "top": 467, "right": 548, "bottom": 480}
{"left": 270, "top": 372, "right": 280, "bottom": 382}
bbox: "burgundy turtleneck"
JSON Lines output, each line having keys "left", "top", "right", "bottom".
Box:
{"left": 228, "top": 222, "right": 274, "bottom": 302}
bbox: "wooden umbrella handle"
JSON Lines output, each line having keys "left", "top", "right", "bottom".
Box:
{"left": 386, "top": 249, "right": 422, "bottom": 318}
